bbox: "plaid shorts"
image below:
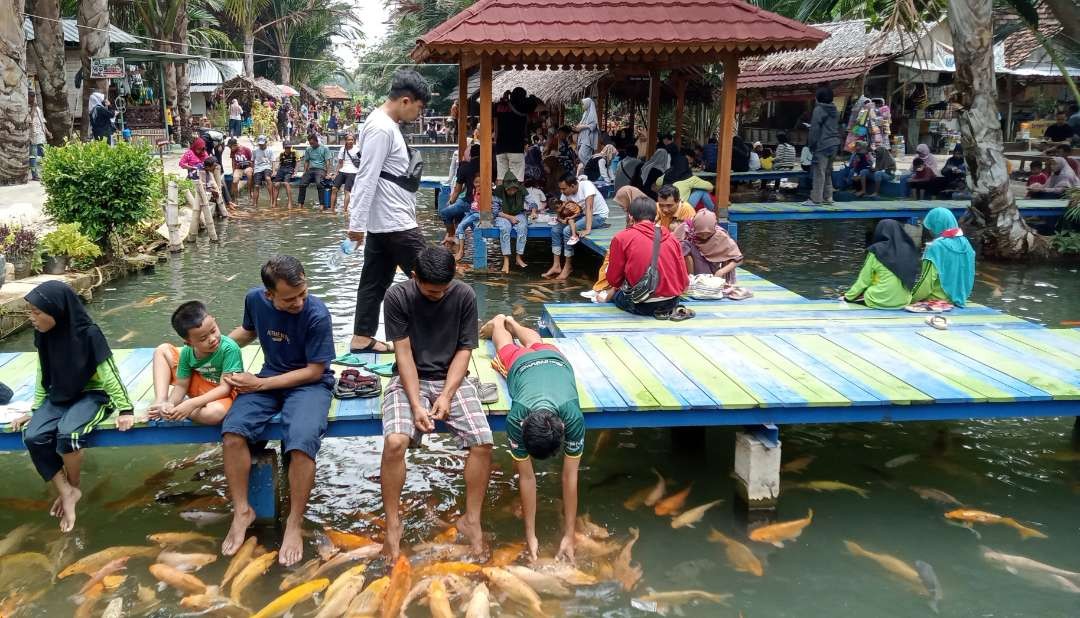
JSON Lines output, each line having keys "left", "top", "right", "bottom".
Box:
{"left": 381, "top": 377, "right": 493, "bottom": 449}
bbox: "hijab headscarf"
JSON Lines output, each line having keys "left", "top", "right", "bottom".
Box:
{"left": 639, "top": 148, "right": 671, "bottom": 185}
{"left": 191, "top": 137, "right": 206, "bottom": 155}
{"left": 915, "top": 144, "right": 939, "bottom": 173}
{"left": 495, "top": 171, "right": 525, "bottom": 215}
{"left": 89, "top": 92, "right": 105, "bottom": 109}
{"left": 614, "top": 186, "right": 646, "bottom": 210}
{"left": 868, "top": 219, "right": 920, "bottom": 290}
{"left": 664, "top": 143, "right": 692, "bottom": 183}
{"left": 922, "top": 207, "right": 975, "bottom": 306}
{"left": 25, "top": 281, "right": 112, "bottom": 405}
{"left": 1048, "top": 157, "right": 1080, "bottom": 188}
{"left": 578, "top": 98, "right": 598, "bottom": 150}
{"left": 687, "top": 209, "right": 742, "bottom": 264}
{"left": 600, "top": 144, "right": 617, "bottom": 163}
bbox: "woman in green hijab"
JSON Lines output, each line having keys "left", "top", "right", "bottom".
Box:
{"left": 911, "top": 207, "right": 975, "bottom": 307}
{"left": 494, "top": 171, "right": 529, "bottom": 274}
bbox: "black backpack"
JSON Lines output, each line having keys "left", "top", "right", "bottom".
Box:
{"left": 380, "top": 143, "right": 423, "bottom": 193}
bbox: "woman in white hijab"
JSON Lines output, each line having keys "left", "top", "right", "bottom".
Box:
{"left": 87, "top": 91, "right": 115, "bottom": 143}
{"left": 575, "top": 97, "right": 599, "bottom": 163}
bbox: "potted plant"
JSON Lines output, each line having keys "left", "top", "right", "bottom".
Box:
{"left": 0, "top": 225, "right": 40, "bottom": 279}
{"left": 41, "top": 223, "right": 102, "bottom": 274}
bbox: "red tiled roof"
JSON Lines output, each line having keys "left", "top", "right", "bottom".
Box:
{"left": 412, "top": 0, "right": 828, "bottom": 64}
{"left": 738, "top": 64, "right": 883, "bottom": 90}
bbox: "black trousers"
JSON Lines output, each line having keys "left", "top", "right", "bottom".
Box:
{"left": 353, "top": 227, "right": 427, "bottom": 339}
{"left": 24, "top": 391, "right": 111, "bottom": 481}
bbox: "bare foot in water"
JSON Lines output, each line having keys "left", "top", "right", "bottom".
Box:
{"left": 555, "top": 266, "right": 573, "bottom": 281}
{"left": 479, "top": 315, "right": 502, "bottom": 340}
{"left": 383, "top": 519, "right": 404, "bottom": 562}
{"left": 541, "top": 264, "right": 561, "bottom": 278}
{"left": 222, "top": 506, "right": 256, "bottom": 556}
{"left": 278, "top": 518, "right": 304, "bottom": 566}
{"left": 58, "top": 485, "right": 81, "bottom": 533}
{"left": 500, "top": 258, "right": 510, "bottom": 274}
{"left": 50, "top": 496, "right": 63, "bottom": 518}
{"left": 457, "top": 515, "right": 484, "bottom": 556}
{"left": 515, "top": 256, "right": 528, "bottom": 269}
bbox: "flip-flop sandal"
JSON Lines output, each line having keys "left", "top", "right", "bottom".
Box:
{"left": 653, "top": 309, "right": 672, "bottom": 320}
{"left": 477, "top": 382, "right": 499, "bottom": 404}
{"left": 724, "top": 286, "right": 754, "bottom": 301}
{"left": 355, "top": 382, "right": 383, "bottom": 399}
{"left": 350, "top": 339, "right": 393, "bottom": 354}
{"left": 332, "top": 352, "right": 367, "bottom": 367}
{"left": 368, "top": 362, "right": 395, "bottom": 377}
{"left": 566, "top": 236, "right": 580, "bottom": 246}
{"left": 904, "top": 302, "right": 941, "bottom": 314}
{"left": 669, "top": 305, "right": 696, "bottom": 322}
{"left": 926, "top": 315, "right": 949, "bottom": 330}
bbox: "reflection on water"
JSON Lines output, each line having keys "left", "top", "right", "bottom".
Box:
{"left": 0, "top": 151, "right": 1078, "bottom": 616}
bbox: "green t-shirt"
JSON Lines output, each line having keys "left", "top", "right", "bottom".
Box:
{"left": 176, "top": 335, "right": 244, "bottom": 385}
{"left": 504, "top": 349, "right": 585, "bottom": 460}
{"left": 302, "top": 145, "right": 332, "bottom": 170}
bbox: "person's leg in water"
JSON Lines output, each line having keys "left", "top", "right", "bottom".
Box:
{"left": 557, "top": 217, "right": 588, "bottom": 280}
{"left": 513, "top": 213, "right": 528, "bottom": 269}
{"left": 543, "top": 222, "right": 565, "bottom": 278}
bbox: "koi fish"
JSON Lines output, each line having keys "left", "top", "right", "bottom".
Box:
{"left": 464, "top": 582, "right": 491, "bottom": 618}
{"left": 149, "top": 563, "right": 208, "bottom": 595}
{"left": 251, "top": 578, "right": 329, "bottom": 618}
{"left": 220, "top": 536, "right": 257, "bottom": 588}
{"left": 323, "top": 528, "right": 377, "bottom": 551}
{"left": 415, "top": 561, "right": 484, "bottom": 578}
{"left": 612, "top": 527, "right": 643, "bottom": 592}
{"left": 707, "top": 529, "right": 764, "bottom": 576}
{"left": 156, "top": 551, "right": 217, "bottom": 572}
{"left": 504, "top": 565, "right": 571, "bottom": 597}
{"left": 380, "top": 555, "right": 412, "bottom": 618}
{"left": 780, "top": 455, "right": 815, "bottom": 474}
{"left": 944, "top": 509, "right": 1047, "bottom": 539}
{"left": 77, "top": 557, "right": 129, "bottom": 596}
{"left": 230, "top": 550, "right": 278, "bottom": 603}
{"left": 792, "top": 480, "right": 869, "bottom": 498}
{"left": 346, "top": 576, "right": 389, "bottom": 615}
{"left": 428, "top": 578, "right": 454, "bottom": 618}
{"left": 279, "top": 557, "right": 321, "bottom": 591}
{"left": 573, "top": 533, "right": 620, "bottom": 558}
{"left": 310, "top": 544, "right": 380, "bottom": 582}
{"left": 749, "top": 509, "right": 814, "bottom": 548}
{"left": 147, "top": 532, "right": 216, "bottom": 548}
{"left": 483, "top": 567, "right": 543, "bottom": 616}
{"left": 653, "top": 485, "right": 693, "bottom": 516}
{"left": 915, "top": 560, "right": 943, "bottom": 613}
{"left": 843, "top": 541, "right": 928, "bottom": 595}
{"left": 59, "top": 546, "right": 159, "bottom": 579}
{"left": 488, "top": 542, "right": 526, "bottom": 567}
{"left": 644, "top": 469, "right": 667, "bottom": 507}
{"left": 910, "top": 486, "right": 962, "bottom": 506}
{"left": 631, "top": 590, "right": 732, "bottom": 615}
{"left": 432, "top": 526, "right": 458, "bottom": 544}
{"left": 0, "top": 524, "right": 38, "bottom": 557}
{"left": 315, "top": 565, "right": 366, "bottom": 618}
{"left": 671, "top": 499, "right": 723, "bottom": 528}
{"left": 179, "top": 511, "right": 230, "bottom": 527}
{"left": 534, "top": 559, "right": 598, "bottom": 586}
{"left": 576, "top": 513, "right": 611, "bottom": 539}
{"left": 885, "top": 453, "right": 920, "bottom": 468}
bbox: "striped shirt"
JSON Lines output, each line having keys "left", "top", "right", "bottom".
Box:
{"left": 774, "top": 143, "right": 797, "bottom": 170}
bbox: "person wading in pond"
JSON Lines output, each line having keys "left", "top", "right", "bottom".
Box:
{"left": 379, "top": 247, "right": 492, "bottom": 560}
{"left": 219, "top": 256, "right": 335, "bottom": 566}
{"left": 11, "top": 281, "right": 134, "bottom": 533}
{"left": 348, "top": 69, "right": 432, "bottom": 354}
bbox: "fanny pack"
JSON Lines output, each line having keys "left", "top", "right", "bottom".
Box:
{"left": 622, "top": 223, "right": 662, "bottom": 304}
{"left": 379, "top": 127, "right": 423, "bottom": 192}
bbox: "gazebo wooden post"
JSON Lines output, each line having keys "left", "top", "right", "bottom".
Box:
{"left": 674, "top": 76, "right": 687, "bottom": 147}
{"left": 715, "top": 52, "right": 739, "bottom": 211}
{"left": 457, "top": 64, "right": 468, "bottom": 160}
{"left": 597, "top": 80, "right": 610, "bottom": 133}
{"left": 475, "top": 56, "right": 494, "bottom": 268}
{"left": 647, "top": 70, "right": 661, "bottom": 157}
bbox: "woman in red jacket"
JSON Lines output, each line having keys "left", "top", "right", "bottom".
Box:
{"left": 605, "top": 196, "right": 690, "bottom": 318}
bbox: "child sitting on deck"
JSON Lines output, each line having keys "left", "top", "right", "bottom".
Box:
{"left": 149, "top": 301, "right": 244, "bottom": 425}
{"left": 454, "top": 175, "right": 501, "bottom": 261}
{"left": 907, "top": 157, "right": 938, "bottom": 200}
{"left": 675, "top": 209, "right": 743, "bottom": 283}
{"left": 11, "top": 281, "right": 135, "bottom": 532}
{"left": 1025, "top": 160, "right": 1049, "bottom": 193}
{"left": 481, "top": 314, "right": 584, "bottom": 562}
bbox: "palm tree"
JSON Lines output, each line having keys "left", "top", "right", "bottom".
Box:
{"left": 0, "top": 0, "right": 29, "bottom": 184}
{"left": 265, "top": 0, "right": 356, "bottom": 85}
{"left": 78, "top": 0, "right": 111, "bottom": 139}
{"left": 221, "top": 0, "right": 316, "bottom": 78}
{"left": 29, "top": 0, "right": 71, "bottom": 145}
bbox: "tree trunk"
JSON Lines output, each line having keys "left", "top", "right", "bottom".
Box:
{"left": 29, "top": 0, "right": 71, "bottom": 145}
{"left": 0, "top": 0, "right": 29, "bottom": 184}
{"left": 947, "top": 0, "right": 1049, "bottom": 258}
{"left": 78, "top": 0, "right": 111, "bottom": 140}
{"left": 243, "top": 31, "right": 254, "bottom": 78}
{"left": 274, "top": 27, "right": 291, "bottom": 85}
{"left": 175, "top": 0, "right": 192, "bottom": 145}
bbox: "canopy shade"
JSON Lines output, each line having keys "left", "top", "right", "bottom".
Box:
{"left": 411, "top": 0, "right": 828, "bottom": 67}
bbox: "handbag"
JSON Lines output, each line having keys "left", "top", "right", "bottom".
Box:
{"left": 623, "top": 223, "right": 663, "bottom": 304}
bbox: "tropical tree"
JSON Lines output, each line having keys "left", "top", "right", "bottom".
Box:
{"left": 0, "top": 0, "right": 29, "bottom": 184}
{"left": 221, "top": 0, "right": 318, "bottom": 78}
{"left": 29, "top": 0, "right": 71, "bottom": 145}
{"left": 264, "top": 0, "right": 356, "bottom": 85}
{"left": 78, "top": 0, "right": 111, "bottom": 139}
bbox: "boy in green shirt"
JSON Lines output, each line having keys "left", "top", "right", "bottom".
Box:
{"left": 149, "top": 301, "right": 244, "bottom": 425}
{"left": 483, "top": 314, "right": 585, "bottom": 562}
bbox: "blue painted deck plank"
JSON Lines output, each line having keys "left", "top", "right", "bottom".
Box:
{"left": 973, "top": 330, "right": 1080, "bottom": 371}
{"left": 543, "top": 306, "right": 1005, "bottom": 322}
{"left": 939, "top": 330, "right": 1080, "bottom": 387}
{"left": 820, "top": 333, "right": 978, "bottom": 404}
{"left": 0, "top": 352, "right": 19, "bottom": 369}
{"left": 550, "top": 339, "right": 630, "bottom": 412}
{"left": 997, "top": 329, "right": 1080, "bottom": 363}
{"left": 689, "top": 336, "right": 805, "bottom": 407}
{"left": 622, "top": 335, "right": 719, "bottom": 409}
{"left": 754, "top": 334, "right": 889, "bottom": 406}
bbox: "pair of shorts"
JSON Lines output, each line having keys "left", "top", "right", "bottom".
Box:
{"left": 498, "top": 342, "right": 560, "bottom": 372}
{"left": 381, "top": 377, "right": 492, "bottom": 449}
{"left": 273, "top": 167, "right": 295, "bottom": 183}
{"left": 253, "top": 170, "right": 271, "bottom": 185}
{"left": 333, "top": 172, "right": 356, "bottom": 191}
{"left": 221, "top": 382, "right": 332, "bottom": 459}
{"left": 168, "top": 345, "right": 236, "bottom": 411}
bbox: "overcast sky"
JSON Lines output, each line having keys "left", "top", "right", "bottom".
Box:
{"left": 335, "top": 0, "right": 390, "bottom": 71}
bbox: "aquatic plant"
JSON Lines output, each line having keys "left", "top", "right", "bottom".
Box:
{"left": 40, "top": 139, "right": 162, "bottom": 248}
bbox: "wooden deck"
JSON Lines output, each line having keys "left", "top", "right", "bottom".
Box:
{"left": 699, "top": 170, "right": 809, "bottom": 183}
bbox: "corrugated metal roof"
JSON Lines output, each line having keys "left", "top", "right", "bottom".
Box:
{"left": 188, "top": 59, "right": 242, "bottom": 85}
{"left": 412, "top": 0, "right": 828, "bottom": 63}
{"left": 24, "top": 17, "right": 140, "bottom": 45}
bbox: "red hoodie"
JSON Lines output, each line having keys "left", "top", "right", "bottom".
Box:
{"left": 606, "top": 220, "right": 689, "bottom": 298}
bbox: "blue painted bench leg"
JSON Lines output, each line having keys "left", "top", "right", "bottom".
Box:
{"left": 733, "top": 424, "right": 780, "bottom": 510}
{"left": 249, "top": 450, "right": 279, "bottom": 523}
{"left": 473, "top": 229, "right": 488, "bottom": 269}
{"left": 728, "top": 221, "right": 738, "bottom": 241}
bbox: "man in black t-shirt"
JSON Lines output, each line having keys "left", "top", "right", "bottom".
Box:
{"left": 378, "top": 246, "right": 492, "bottom": 561}
{"left": 495, "top": 87, "right": 535, "bottom": 183}
{"left": 1044, "top": 112, "right": 1076, "bottom": 144}
{"left": 272, "top": 142, "right": 298, "bottom": 207}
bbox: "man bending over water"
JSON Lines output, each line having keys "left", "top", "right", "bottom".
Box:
{"left": 483, "top": 314, "right": 584, "bottom": 562}
{"left": 220, "top": 256, "right": 335, "bottom": 566}
{"left": 380, "top": 246, "right": 493, "bottom": 560}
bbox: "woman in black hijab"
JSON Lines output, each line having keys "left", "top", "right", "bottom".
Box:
{"left": 663, "top": 142, "right": 693, "bottom": 184}
{"left": 10, "top": 281, "right": 133, "bottom": 532}
{"left": 843, "top": 220, "right": 921, "bottom": 309}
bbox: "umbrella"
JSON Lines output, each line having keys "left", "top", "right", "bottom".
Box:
{"left": 278, "top": 84, "right": 299, "bottom": 97}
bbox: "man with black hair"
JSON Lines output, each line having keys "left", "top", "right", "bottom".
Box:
{"left": 481, "top": 313, "right": 583, "bottom": 562}
{"left": 219, "top": 255, "right": 335, "bottom": 567}
{"left": 379, "top": 246, "right": 491, "bottom": 560}
{"left": 606, "top": 196, "right": 689, "bottom": 316}
{"left": 349, "top": 69, "right": 432, "bottom": 355}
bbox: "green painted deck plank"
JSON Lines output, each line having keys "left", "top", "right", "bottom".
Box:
{"left": 919, "top": 330, "right": 1080, "bottom": 400}
{"left": 979, "top": 331, "right": 1080, "bottom": 371}
{"left": 685, "top": 336, "right": 801, "bottom": 406}
{"left": 544, "top": 301, "right": 852, "bottom": 318}
{"left": 782, "top": 334, "right": 931, "bottom": 404}
{"left": 550, "top": 312, "right": 1026, "bottom": 334}
{"left": 582, "top": 336, "right": 680, "bottom": 410}
{"left": 242, "top": 346, "right": 262, "bottom": 372}
{"left": 473, "top": 342, "right": 512, "bottom": 415}
{"left": 734, "top": 335, "right": 851, "bottom": 406}
{"left": 649, "top": 335, "right": 759, "bottom": 408}
{"left": 997, "top": 329, "right": 1080, "bottom": 365}
{"left": 0, "top": 352, "right": 40, "bottom": 396}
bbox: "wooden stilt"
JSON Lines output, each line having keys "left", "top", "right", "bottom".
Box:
{"left": 457, "top": 64, "right": 469, "bottom": 161}
{"left": 476, "top": 56, "right": 493, "bottom": 269}
{"left": 674, "top": 77, "right": 687, "bottom": 147}
{"left": 195, "top": 184, "right": 219, "bottom": 242}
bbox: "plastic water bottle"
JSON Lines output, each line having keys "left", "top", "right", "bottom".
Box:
{"left": 328, "top": 238, "right": 358, "bottom": 268}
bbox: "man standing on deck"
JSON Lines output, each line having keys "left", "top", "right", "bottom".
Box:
{"left": 219, "top": 255, "right": 335, "bottom": 567}
{"left": 348, "top": 69, "right": 432, "bottom": 354}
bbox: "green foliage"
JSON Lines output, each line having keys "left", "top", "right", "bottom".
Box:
{"left": 1064, "top": 187, "right": 1080, "bottom": 225}
{"left": 42, "top": 224, "right": 103, "bottom": 261}
{"left": 40, "top": 140, "right": 162, "bottom": 246}
{"left": 0, "top": 225, "right": 40, "bottom": 259}
{"left": 251, "top": 100, "right": 277, "bottom": 138}
{"left": 1050, "top": 231, "right": 1080, "bottom": 254}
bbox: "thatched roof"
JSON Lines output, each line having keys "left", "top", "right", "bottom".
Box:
{"left": 320, "top": 84, "right": 350, "bottom": 100}
{"left": 215, "top": 75, "right": 282, "bottom": 100}
{"left": 741, "top": 19, "right": 921, "bottom": 74}
{"left": 448, "top": 68, "right": 711, "bottom": 106}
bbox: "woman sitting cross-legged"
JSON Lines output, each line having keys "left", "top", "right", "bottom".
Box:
{"left": 911, "top": 207, "right": 976, "bottom": 307}
{"left": 844, "top": 219, "right": 920, "bottom": 309}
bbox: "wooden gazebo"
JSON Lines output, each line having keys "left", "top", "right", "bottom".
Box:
{"left": 412, "top": 0, "right": 828, "bottom": 215}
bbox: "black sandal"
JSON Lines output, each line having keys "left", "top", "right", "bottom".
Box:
{"left": 669, "top": 305, "right": 696, "bottom": 322}
{"left": 350, "top": 339, "right": 394, "bottom": 354}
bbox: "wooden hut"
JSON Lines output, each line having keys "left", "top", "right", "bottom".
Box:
{"left": 412, "top": 0, "right": 828, "bottom": 212}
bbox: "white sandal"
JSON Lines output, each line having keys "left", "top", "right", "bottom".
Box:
{"left": 926, "top": 315, "right": 949, "bottom": 330}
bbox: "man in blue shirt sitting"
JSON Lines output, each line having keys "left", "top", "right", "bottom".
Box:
{"left": 220, "top": 255, "right": 335, "bottom": 566}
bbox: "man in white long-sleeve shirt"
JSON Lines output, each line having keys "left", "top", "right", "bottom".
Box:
{"left": 348, "top": 70, "right": 432, "bottom": 354}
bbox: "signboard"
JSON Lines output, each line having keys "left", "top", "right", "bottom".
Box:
{"left": 90, "top": 57, "right": 125, "bottom": 79}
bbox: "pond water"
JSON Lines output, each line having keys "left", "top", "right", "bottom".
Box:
{"left": 1, "top": 149, "right": 1078, "bottom": 616}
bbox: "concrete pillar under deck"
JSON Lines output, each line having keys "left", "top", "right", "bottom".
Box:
{"left": 733, "top": 430, "right": 781, "bottom": 509}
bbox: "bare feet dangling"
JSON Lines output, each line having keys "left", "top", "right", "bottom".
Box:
{"left": 515, "top": 256, "right": 528, "bottom": 269}
{"left": 278, "top": 518, "right": 304, "bottom": 566}
{"left": 58, "top": 485, "right": 81, "bottom": 533}
{"left": 221, "top": 505, "right": 256, "bottom": 556}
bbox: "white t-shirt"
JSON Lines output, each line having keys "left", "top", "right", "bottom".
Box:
{"left": 348, "top": 107, "right": 417, "bottom": 234}
{"left": 561, "top": 178, "right": 609, "bottom": 219}
{"left": 228, "top": 103, "right": 242, "bottom": 121}
{"left": 338, "top": 145, "right": 361, "bottom": 174}
{"left": 253, "top": 146, "right": 274, "bottom": 173}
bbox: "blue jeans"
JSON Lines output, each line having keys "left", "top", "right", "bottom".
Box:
{"left": 440, "top": 197, "right": 471, "bottom": 226}
{"left": 870, "top": 170, "right": 893, "bottom": 191}
{"left": 687, "top": 189, "right": 715, "bottom": 212}
{"left": 29, "top": 143, "right": 44, "bottom": 180}
{"left": 456, "top": 211, "right": 481, "bottom": 239}
{"left": 228, "top": 118, "right": 242, "bottom": 137}
{"left": 551, "top": 215, "right": 606, "bottom": 257}
{"left": 842, "top": 167, "right": 871, "bottom": 189}
{"left": 495, "top": 213, "right": 528, "bottom": 255}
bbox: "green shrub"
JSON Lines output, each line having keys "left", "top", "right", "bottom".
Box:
{"left": 1050, "top": 231, "right": 1080, "bottom": 255}
{"left": 40, "top": 139, "right": 161, "bottom": 246}
{"left": 42, "top": 223, "right": 102, "bottom": 261}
